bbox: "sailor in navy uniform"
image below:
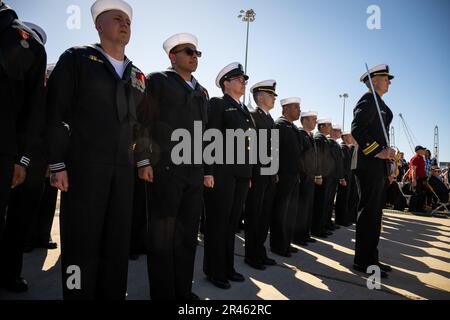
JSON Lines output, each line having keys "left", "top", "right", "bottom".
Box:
{"left": 47, "top": 0, "right": 148, "bottom": 299}
{"left": 335, "top": 131, "right": 355, "bottom": 226}
{"left": 136, "top": 32, "right": 208, "bottom": 300}
{"left": 292, "top": 111, "right": 321, "bottom": 246}
{"left": 0, "top": 1, "right": 47, "bottom": 292}
{"left": 243, "top": 80, "right": 278, "bottom": 270}
{"left": 312, "top": 119, "right": 334, "bottom": 238}
{"left": 351, "top": 64, "right": 395, "bottom": 278}
{"left": 203, "top": 62, "right": 254, "bottom": 289}
{"left": 325, "top": 124, "right": 346, "bottom": 231}
{"left": 270, "top": 97, "right": 302, "bottom": 257}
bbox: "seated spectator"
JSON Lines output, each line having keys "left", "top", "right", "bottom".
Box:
{"left": 386, "top": 181, "right": 407, "bottom": 211}
{"left": 428, "top": 167, "right": 450, "bottom": 204}
{"left": 401, "top": 168, "right": 412, "bottom": 195}
{"left": 443, "top": 167, "right": 450, "bottom": 188}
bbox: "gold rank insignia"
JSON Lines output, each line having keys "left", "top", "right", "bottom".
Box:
{"left": 85, "top": 55, "right": 104, "bottom": 64}
{"left": 362, "top": 141, "right": 379, "bottom": 155}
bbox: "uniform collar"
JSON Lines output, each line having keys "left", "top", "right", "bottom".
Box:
{"left": 257, "top": 106, "right": 269, "bottom": 115}
{"left": 224, "top": 94, "right": 243, "bottom": 108}
{"left": 280, "top": 115, "right": 293, "bottom": 124}
{"left": 299, "top": 127, "right": 311, "bottom": 134}
{"left": 92, "top": 44, "right": 131, "bottom": 65}
{"left": 166, "top": 67, "right": 200, "bottom": 91}
{"left": 90, "top": 44, "right": 133, "bottom": 80}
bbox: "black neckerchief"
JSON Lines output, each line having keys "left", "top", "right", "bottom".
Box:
{"left": 89, "top": 44, "right": 137, "bottom": 123}
{"left": 166, "top": 67, "right": 199, "bottom": 92}
{"left": 166, "top": 68, "right": 208, "bottom": 124}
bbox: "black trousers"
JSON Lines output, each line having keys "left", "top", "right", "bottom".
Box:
{"left": 0, "top": 156, "right": 14, "bottom": 238}
{"left": 0, "top": 160, "right": 46, "bottom": 281}
{"left": 312, "top": 177, "right": 334, "bottom": 234}
{"left": 409, "top": 178, "right": 427, "bottom": 212}
{"left": 348, "top": 173, "right": 359, "bottom": 223}
{"left": 60, "top": 163, "right": 134, "bottom": 300}
{"left": 244, "top": 174, "right": 276, "bottom": 263}
{"left": 147, "top": 165, "right": 203, "bottom": 300}
{"left": 25, "top": 177, "right": 58, "bottom": 247}
{"left": 335, "top": 174, "right": 352, "bottom": 225}
{"left": 130, "top": 174, "right": 148, "bottom": 255}
{"left": 354, "top": 169, "right": 387, "bottom": 267}
{"left": 293, "top": 177, "right": 315, "bottom": 244}
{"left": 270, "top": 174, "right": 299, "bottom": 254}
{"left": 204, "top": 169, "right": 249, "bottom": 280}
{"left": 325, "top": 179, "right": 338, "bottom": 228}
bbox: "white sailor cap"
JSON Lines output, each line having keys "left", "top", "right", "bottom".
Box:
{"left": 360, "top": 64, "right": 394, "bottom": 83}
{"left": 317, "top": 118, "right": 332, "bottom": 125}
{"left": 91, "top": 0, "right": 133, "bottom": 23}
{"left": 216, "top": 62, "right": 248, "bottom": 88}
{"left": 250, "top": 80, "right": 278, "bottom": 96}
{"left": 300, "top": 111, "right": 318, "bottom": 118}
{"left": 341, "top": 131, "right": 352, "bottom": 136}
{"left": 280, "top": 97, "right": 301, "bottom": 107}
{"left": 332, "top": 124, "right": 342, "bottom": 130}
{"left": 163, "top": 33, "right": 198, "bottom": 55}
{"left": 23, "top": 22, "right": 47, "bottom": 45}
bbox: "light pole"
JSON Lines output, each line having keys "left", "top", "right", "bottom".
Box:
{"left": 339, "top": 93, "right": 349, "bottom": 131}
{"left": 238, "top": 9, "right": 256, "bottom": 105}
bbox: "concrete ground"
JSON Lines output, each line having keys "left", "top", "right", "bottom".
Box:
{"left": 1, "top": 210, "right": 449, "bottom": 300}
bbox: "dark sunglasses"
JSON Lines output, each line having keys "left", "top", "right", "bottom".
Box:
{"left": 227, "top": 76, "right": 248, "bottom": 85}
{"left": 172, "top": 47, "right": 202, "bottom": 57}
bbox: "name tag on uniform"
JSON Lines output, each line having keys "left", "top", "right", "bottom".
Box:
{"left": 225, "top": 108, "right": 238, "bottom": 112}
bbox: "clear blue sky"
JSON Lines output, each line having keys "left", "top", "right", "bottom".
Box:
{"left": 9, "top": 0, "right": 450, "bottom": 162}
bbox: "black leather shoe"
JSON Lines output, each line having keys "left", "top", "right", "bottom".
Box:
{"left": 0, "top": 277, "right": 29, "bottom": 293}
{"left": 289, "top": 246, "right": 299, "bottom": 253}
{"left": 333, "top": 225, "right": 341, "bottom": 230}
{"left": 325, "top": 230, "right": 333, "bottom": 236}
{"left": 311, "top": 232, "right": 328, "bottom": 238}
{"left": 306, "top": 237, "right": 317, "bottom": 243}
{"left": 295, "top": 240, "right": 308, "bottom": 246}
{"left": 228, "top": 271, "right": 245, "bottom": 282}
{"left": 377, "top": 262, "right": 393, "bottom": 272}
{"left": 244, "top": 258, "right": 266, "bottom": 270}
{"left": 36, "top": 241, "right": 58, "bottom": 250}
{"left": 271, "top": 249, "right": 291, "bottom": 258}
{"left": 353, "top": 264, "right": 388, "bottom": 278}
{"left": 46, "top": 241, "right": 58, "bottom": 249}
{"left": 207, "top": 277, "right": 231, "bottom": 289}
{"left": 263, "top": 257, "right": 277, "bottom": 266}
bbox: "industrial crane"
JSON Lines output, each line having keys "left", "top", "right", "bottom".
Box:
{"left": 399, "top": 113, "right": 419, "bottom": 154}
{"left": 434, "top": 126, "right": 440, "bottom": 166}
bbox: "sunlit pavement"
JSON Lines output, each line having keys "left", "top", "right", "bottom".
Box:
{"left": 1, "top": 210, "right": 449, "bottom": 300}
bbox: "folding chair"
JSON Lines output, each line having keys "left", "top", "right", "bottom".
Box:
{"left": 397, "top": 182, "right": 412, "bottom": 210}
{"left": 427, "top": 184, "right": 449, "bottom": 216}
